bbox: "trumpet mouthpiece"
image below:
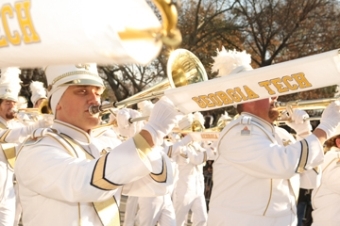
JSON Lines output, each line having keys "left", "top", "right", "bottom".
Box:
{"left": 89, "top": 105, "right": 101, "bottom": 115}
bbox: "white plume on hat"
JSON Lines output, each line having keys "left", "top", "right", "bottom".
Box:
{"left": 193, "top": 111, "right": 205, "bottom": 127}
{"left": 30, "top": 81, "right": 47, "bottom": 106}
{"left": 219, "top": 111, "right": 232, "bottom": 121}
{"left": 0, "top": 67, "right": 22, "bottom": 101}
{"left": 17, "top": 96, "right": 28, "bottom": 109}
{"left": 217, "top": 111, "right": 232, "bottom": 127}
{"left": 211, "top": 47, "right": 253, "bottom": 77}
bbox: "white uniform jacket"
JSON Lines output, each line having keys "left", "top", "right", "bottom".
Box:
{"left": 208, "top": 113, "right": 324, "bottom": 226}
{"left": 15, "top": 120, "right": 172, "bottom": 226}
{"left": 312, "top": 148, "right": 340, "bottom": 226}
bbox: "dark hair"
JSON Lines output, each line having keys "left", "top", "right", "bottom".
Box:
{"left": 236, "top": 104, "right": 243, "bottom": 114}
{"left": 324, "top": 135, "right": 340, "bottom": 152}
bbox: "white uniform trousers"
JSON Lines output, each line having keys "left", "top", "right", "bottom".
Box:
{"left": 0, "top": 166, "right": 15, "bottom": 226}
{"left": 123, "top": 196, "right": 139, "bottom": 226}
{"left": 138, "top": 194, "right": 175, "bottom": 226}
{"left": 173, "top": 191, "right": 207, "bottom": 226}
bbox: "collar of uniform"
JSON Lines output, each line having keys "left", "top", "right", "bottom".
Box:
{"left": 0, "top": 116, "right": 8, "bottom": 127}
{"left": 241, "top": 112, "right": 275, "bottom": 134}
{"left": 52, "top": 120, "right": 91, "bottom": 144}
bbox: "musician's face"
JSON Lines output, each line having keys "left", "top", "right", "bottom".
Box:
{"left": 55, "top": 85, "right": 103, "bottom": 133}
{"left": 0, "top": 99, "right": 17, "bottom": 120}
{"left": 244, "top": 97, "right": 279, "bottom": 123}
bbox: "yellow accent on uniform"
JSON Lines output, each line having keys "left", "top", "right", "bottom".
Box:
{"left": 296, "top": 139, "right": 308, "bottom": 173}
{"left": 149, "top": 157, "right": 167, "bottom": 183}
{"left": 0, "top": 143, "right": 16, "bottom": 169}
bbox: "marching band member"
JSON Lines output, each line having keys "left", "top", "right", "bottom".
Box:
{"left": 311, "top": 127, "right": 340, "bottom": 226}
{"left": 136, "top": 145, "right": 177, "bottom": 226}
{"left": 207, "top": 48, "right": 340, "bottom": 225}
{"left": 29, "top": 81, "right": 47, "bottom": 108}
{"left": 172, "top": 112, "right": 217, "bottom": 226}
{"left": 116, "top": 107, "right": 144, "bottom": 226}
{"left": 129, "top": 100, "right": 177, "bottom": 226}
{"left": 14, "top": 64, "right": 180, "bottom": 226}
{"left": 0, "top": 67, "right": 53, "bottom": 226}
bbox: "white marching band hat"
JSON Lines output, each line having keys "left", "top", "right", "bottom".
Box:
{"left": 30, "top": 81, "right": 47, "bottom": 106}
{"left": 0, "top": 67, "right": 22, "bottom": 102}
{"left": 45, "top": 63, "right": 105, "bottom": 115}
{"left": 45, "top": 63, "right": 104, "bottom": 97}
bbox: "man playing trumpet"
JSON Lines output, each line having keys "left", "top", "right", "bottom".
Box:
{"left": 207, "top": 47, "right": 340, "bottom": 226}
{"left": 14, "top": 64, "right": 181, "bottom": 226}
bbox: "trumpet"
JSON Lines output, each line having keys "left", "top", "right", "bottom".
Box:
{"left": 90, "top": 49, "right": 208, "bottom": 115}
{"left": 170, "top": 116, "right": 233, "bottom": 141}
{"left": 274, "top": 97, "right": 337, "bottom": 112}
{"left": 14, "top": 99, "right": 52, "bottom": 115}
{"left": 274, "top": 97, "right": 337, "bottom": 121}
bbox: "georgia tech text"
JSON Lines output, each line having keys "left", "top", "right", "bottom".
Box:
{"left": 192, "top": 73, "right": 312, "bottom": 109}
{"left": 0, "top": 0, "right": 40, "bottom": 47}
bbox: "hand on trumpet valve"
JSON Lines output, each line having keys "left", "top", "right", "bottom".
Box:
{"left": 317, "top": 100, "right": 340, "bottom": 139}
{"left": 117, "top": 108, "right": 144, "bottom": 138}
{"left": 285, "top": 109, "right": 312, "bottom": 138}
{"left": 143, "top": 96, "right": 183, "bottom": 146}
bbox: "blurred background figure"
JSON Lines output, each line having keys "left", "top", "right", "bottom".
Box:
{"left": 311, "top": 127, "right": 340, "bottom": 226}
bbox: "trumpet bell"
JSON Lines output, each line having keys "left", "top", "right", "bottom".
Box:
{"left": 167, "top": 49, "right": 208, "bottom": 89}
{"left": 38, "top": 99, "right": 53, "bottom": 114}
{"left": 91, "top": 49, "right": 209, "bottom": 114}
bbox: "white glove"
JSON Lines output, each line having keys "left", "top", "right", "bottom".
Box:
{"left": 138, "top": 100, "right": 154, "bottom": 117}
{"left": 285, "top": 109, "right": 312, "bottom": 137}
{"left": 317, "top": 101, "right": 340, "bottom": 139}
{"left": 143, "top": 96, "right": 182, "bottom": 146}
{"left": 173, "top": 134, "right": 192, "bottom": 150}
{"left": 116, "top": 108, "right": 143, "bottom": 138}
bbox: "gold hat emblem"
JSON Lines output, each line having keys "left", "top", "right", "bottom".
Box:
{"left": 75, "top": 64, "right": 91, "bottom": 70}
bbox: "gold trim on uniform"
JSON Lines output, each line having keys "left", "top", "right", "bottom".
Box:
{"left": 0, "top": 129, "right": 11, "bottom": 142}
{"left": 149, "top": 157, "right": 167, "bottom": 183}
{"left": 167, "top": 146, "right": 173, "bottom": 158}
{"left": 0, "top": 143, "right": 16, "bottom": 168}
{"left": 262, "top": 179, "right": 273, "bottom": 216}
{"left": 202, "top": 151, "right": 207, "bottom": 164}
{"left": 296, "top": 139, "right": 308, "bottom": 173}
{"left": 133, "top": 133, "right": 152, "bottom": 158}
{"left": 91, "top": 154, "right": 121, "bottom": 190}
{"left": 51, "top": 71, "right": 98, "bottom": 87}
{"left": 93, "top": 196, "right": 121, "bottom": 226}
{"left": 313, "top": 165, "right": 320, "bottom": 174}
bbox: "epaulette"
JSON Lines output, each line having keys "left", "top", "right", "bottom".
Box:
{"left": 22, "top": 128, "right": 57, "bottom": 146}
{"left": 239, "top": 115, "right": 252, "bottom": 136}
